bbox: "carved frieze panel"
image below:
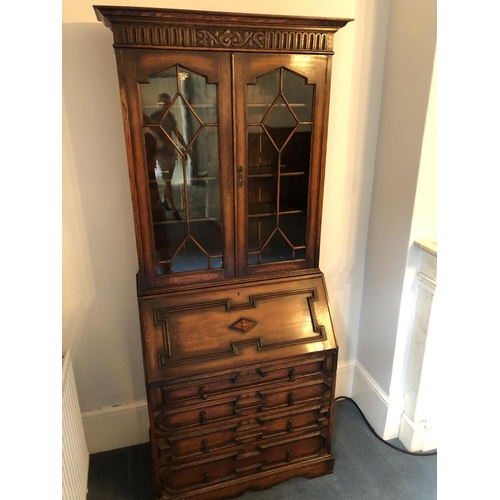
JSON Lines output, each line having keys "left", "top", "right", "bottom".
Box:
{"left": 113, "top": 24, "right": 333, "bottom": 53}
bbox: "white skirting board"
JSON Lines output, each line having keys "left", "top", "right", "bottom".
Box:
{"left": 351, "top": 361, "right": 404, "bottom": 441}
{"left": 82, "top": 400, "right": 150, "bottom": 454}
{"left": 81, "top": 360, "right": 357, "bottom": 454}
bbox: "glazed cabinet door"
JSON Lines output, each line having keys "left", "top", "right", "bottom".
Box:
{"left": 233, "top": 54, "right": 331, "bottom": 277}
{"left": 117, "top": 50, "right": 235, "bottom": 289}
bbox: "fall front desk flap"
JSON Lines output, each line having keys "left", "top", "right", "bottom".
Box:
{"left": 139, "top": 272, "right": 337, "bottom": 383}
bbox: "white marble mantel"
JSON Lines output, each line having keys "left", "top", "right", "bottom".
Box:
{"left": 399, "top": 239, "right": 437, "bottom": 452}
{"left": 414, "top": 238, "right": 437, "bottom": 257}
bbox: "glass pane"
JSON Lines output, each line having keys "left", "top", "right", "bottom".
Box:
{"left": 140, "top": 65, "right": 222, "bottom": 276}
{"left": 280, "top": 124, "right": 312, "bottom": 174}
{"left": 283, "top": 69, "right": 314, "bottom": 122}
{"left": 295, "top": 248, "right": 306, "bottom": 260}
{"left": 280, "top": 175, "right": 308, "bottom": 213}
{"left": 211, "top": 257, "right": 223, "bottom": 269}
{"left": 140, "top": 66, "right": 178, "bottom": 122}
{"left": 263, "top": 96, "right": 297, "bottom": 150}
{"left": 248, "top": 216, "right": 275, "bottom": 253}
{"left": 191, "top": 220, "right": 222, "bottom": 257}
{"left": 246, "top": 66, "right": 315, "bottom": 268}
{"left": 180, "top": 68, "right": 217, "bottom": 123}
{"left": 144, "top": 128, "right": 167, "bottom": 223}
{"left": 261, "top": 230, "right": 293, "bottom": 263}
{"left": 248, "top": 176, "right": 277, "bottom": 216}
{"left": 247, "top": 126, "right": 279, "bottom": 176}
{"left": 172, "top": 238, "right": 209, "bottom": 273}
{"left": 247, "top": 69, "right": 280, "bottom": 123}
{"left": 163, "top": 95, "right": 201, "bottom": 153}
{"left": 154, "top": 221, "right": 187, "bottom": 265}
{"left": 280, "top": 213, "right": 307, "bottom": 248}
{"left": 189, "top": 126, "right": 220, "bottom": 193}
{"left": 248, "top": 254, "right": 259, "bottom": 265}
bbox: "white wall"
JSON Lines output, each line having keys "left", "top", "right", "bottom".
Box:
{"left": 62, "top": 0, "right": 390, "bottom": 450}
{"left": 389, "top": 53, "right": 437, "bottom": 438}
{"left": 353, "top": 0, "right": 436, "bottom": 438}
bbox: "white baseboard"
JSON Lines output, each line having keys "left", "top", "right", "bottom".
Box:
{"left": 351, "top": 361, "right": 397, "bottom": 439}
{"left": 81, "top": 401, "right": 150, "bottom": 454}
{"left": 80, "top": 360, "right": 360, "bottom": 454}
{"left": 335, "top": 360, "right": 355, "bottom": 398}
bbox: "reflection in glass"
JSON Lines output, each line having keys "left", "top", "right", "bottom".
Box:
{"left": 246, "top": 67, "right": 314, "bottom": 266}
{"left": 140, "top": 65, "right": 222, "bottom": 275}
{"left": 247, "top": 70, "right": 280, "bottom": 123}
{"left": 283, "top": 69, "right": 314, "bottom": 122}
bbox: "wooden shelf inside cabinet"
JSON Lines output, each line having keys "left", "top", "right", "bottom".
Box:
{"left": 94, "top": 5, "right": 352, "bottom": 499}
{"left": 247, "top": 165, "right": 308, "bottom": 178}
{"left": 248, "top": 203, "right": 306, "bottom": 217}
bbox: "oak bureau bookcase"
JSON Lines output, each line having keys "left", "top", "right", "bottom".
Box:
{"left": 94, "top": 6, "right": 352, "bottom": 499}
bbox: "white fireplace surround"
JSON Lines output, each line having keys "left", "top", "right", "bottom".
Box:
{"left": 398, "top": 239, "right": 437, "bottom": 452}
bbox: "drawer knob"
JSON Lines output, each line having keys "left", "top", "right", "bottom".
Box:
{"left": 288, "top": 392, "right": 295, "bottom": 406}
{"left": 202, "top": 439, "right": 209, "bottom": 453}
{"left": 288, "top": 368, "right": 296, "bottom": 382}
{"left": 199, "top": 386, "right": 208, "bottom": 400}
{"left": 203, "top": 471, "right": 210, "bottom": 483}
{"left": 200, "top": 411, "right": 207, "bottom": 425}
{"left": 287, "top": 419, "right": 294, "bottom": 433}
{"left": 286, "top": 449, "right": 292, "bottom": 462}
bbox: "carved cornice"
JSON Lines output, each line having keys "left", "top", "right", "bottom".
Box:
{"left": 94, "top": 6, "right": 353, "bottom": 54}
{"left": 116, "top": 24, "right": 332, "bottom": 52}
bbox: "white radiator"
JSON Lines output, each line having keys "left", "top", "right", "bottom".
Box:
{"left": 62, "top": 349, "right": 89, "bottom": 500}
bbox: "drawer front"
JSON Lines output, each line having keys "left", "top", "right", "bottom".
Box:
{"left": 155, "top": 400, "right": 330, "bottom": 464}
{"left": 153, "top": 354, "right": 330, "bottom": 406}
{"left": 260, "top": 379, "right": 332, "bottom": 411}
{"left": 139, "top": 274, "right": 337, "bottom": 383}
{"left": 152, "top": 376, "right": 331, "bottom": 431}
{"left": 156, "top": 424, "right": 238, "bottom": 465}
{"left": 257, "top": 402, "right": 330, "bottom": 439}
{"left": 158, "top": 431, "right": 329, "bottom": 495}
{"left": 154, "top": 396, "right": 239, "bottom": 431}
{"left": 259, "top": 431, "right": 328, "bottom": 470}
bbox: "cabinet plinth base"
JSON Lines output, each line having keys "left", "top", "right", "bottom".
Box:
{"left": 156, "top": 456, "right": 334, "bottom": 500}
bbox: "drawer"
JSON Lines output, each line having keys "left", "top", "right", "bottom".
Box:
{"left": 158, "top": 430, "right": 329, "bottom": 495}
{"left": 154, "top": 395, "right": 240, "bottom": 432}
{"left": 258, "top": 430, "right": 328, "bottom": 471}
{"left": 256, "top": 402, "right": 330, "bottom": 439}
{"left": 152, "top": 353, "right": 331, "bottom": 407}
{"left": 155, "top": 423, "right": 238, "bottom": 465}
{"left": 260, "top": 378, "right": 332, "bottom": 411}
{"left": 154, "top": 402, "right": 329, "bottom": 465}
{"left": 139, "top": 274, "right": 337, "bottom": 383}
{"left": 152, "top": 376, "right": 331, "bottom": 433}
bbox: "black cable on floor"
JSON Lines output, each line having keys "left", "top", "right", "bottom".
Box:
{"left": 334, "top": 396, "right": 437, "bottom": 457}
